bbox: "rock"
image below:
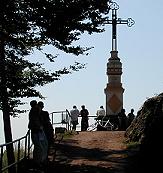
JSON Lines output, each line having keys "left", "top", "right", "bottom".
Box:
{"left": 125, "top": 93, "right": 163, "bottom": 156}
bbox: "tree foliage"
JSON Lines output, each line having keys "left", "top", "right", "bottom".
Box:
{"left": 0, "top": 0, "right": 111, "bottom": 114}
{"left": 1, "top": 0, "right": 111, "bottom": 55}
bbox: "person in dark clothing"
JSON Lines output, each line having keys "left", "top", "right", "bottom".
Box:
{"left": 127, "top": 108, "right": 135, "bottom": 127}
{"left": 118, "top": 108, "right": 127, "bottom": 130}
{"left": 28, "top": 100, "right": 48, "bottom": 172}
{"left": 80, "top": 105, "right": 89, "bottom": 131}
{"left": 38, "top": 101, "right": 54, "bottom": 149}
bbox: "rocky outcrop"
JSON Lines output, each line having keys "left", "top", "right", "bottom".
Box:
{"left": 124, "top": 93, "right": 163, "bottom": 171}
{"left": 125, "top": 93, "right": 163, "bottom": 154}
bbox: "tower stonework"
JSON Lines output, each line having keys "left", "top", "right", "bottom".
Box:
{"left": 104, "top": 50, "right": 124, "bottom": 116}
{"left": 104, "top": 2, "right": 134, "bottom": 116}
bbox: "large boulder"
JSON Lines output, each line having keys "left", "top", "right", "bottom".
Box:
{"left": 125, "top": 93, "right": 163, "bottom": 154}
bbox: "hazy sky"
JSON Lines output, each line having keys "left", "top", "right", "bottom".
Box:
{"left": 1, "top": 0, "right": 163, "bottom": 144}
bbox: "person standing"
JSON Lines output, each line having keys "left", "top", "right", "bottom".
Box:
{"left": 28, "top": 100, "right": 48, "bottom": 172}
{"left": 38, "top": 101, "right": 54, "bottom": 149}
{"left": 127, "top": 108, "right": 135, "bottom": 127}
{"left": 118, "top": 108, "right": 127, "bottom": 130}
{"left": 80, "top": 105, "right": 89, "bottom": 131}
{"left": 70, "top": 105, "right": 80, "bottom": 132}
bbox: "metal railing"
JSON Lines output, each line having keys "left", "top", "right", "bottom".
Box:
{"left": 50, "top": 110, "right": 101, "bottom": 132}
{"left": 0, "top": 109, "right": 70, "bottom": 173}
{"left": 50, "top": 109, "right": 72, "bottom": 131}
{"left": 0, "top": 130, "right": 32, "bottom": 173}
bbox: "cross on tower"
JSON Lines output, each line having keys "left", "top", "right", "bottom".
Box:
{"left": 104, "top": 2, "right": 135, "bottom": 117}
{"left": 105, "top": 2, "right": 135, "bottom": 51}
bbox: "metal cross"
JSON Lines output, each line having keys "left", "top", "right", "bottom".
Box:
{"left": 105, "top": 2, "right": 135, "bottom": 51}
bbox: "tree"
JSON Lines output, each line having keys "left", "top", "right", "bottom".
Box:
{"left": 0, "top": 0, "right": 111, "bottom": 172}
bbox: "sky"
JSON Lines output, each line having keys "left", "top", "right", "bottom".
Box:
{"left": 1, "top": 0, "right": 163, "bottom": 144}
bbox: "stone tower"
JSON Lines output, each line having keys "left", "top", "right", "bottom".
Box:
{"left": 104, "top": 2, "right": 134, "bottom": 116}
{"left": 104, "top": 50, "right": 124, "bottom": 115}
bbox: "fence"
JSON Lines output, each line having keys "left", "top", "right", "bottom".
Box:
{"left": 0, "top": 109, "right": 71, "bottom": 173}
{"left": 0, "top": 130, "right": 32, "bottom": 173}
{"left": 50, "top": 109, "right": 72, "bottom": 131}
{"left": 50, "top": 110, "right": 97, "bottom": 132}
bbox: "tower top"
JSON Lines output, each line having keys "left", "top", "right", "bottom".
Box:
{"left": 105, "top": 2, "right": 135, "bottom": 51}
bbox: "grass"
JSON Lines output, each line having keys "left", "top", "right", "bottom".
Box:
{"left": 1, "top": 146, "right": 30, "bottom": 173}
{"left": 125, "top": 141, "right": 140, "bottom": 150}
{"left": 55, "top": 130, "right": 77, "bottom": 140}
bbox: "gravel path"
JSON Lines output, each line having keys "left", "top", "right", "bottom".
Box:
{"left": 48, "top": 131, "right": 136, "bottom": 173}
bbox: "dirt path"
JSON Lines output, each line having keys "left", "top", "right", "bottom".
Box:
{"left": 48, "top": 131, "right": 137, "bottom": 173}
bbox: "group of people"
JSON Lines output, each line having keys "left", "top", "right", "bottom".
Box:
{"left": 70, "top": 105, "right": 89, "bottom": 132}
{"left": 69, "top": 105, "right": 107, "bottom": 132}
{"left": 70, "top": 105, "right": 135, "bottom": 132}
{"left": 117, "top": 108, "right": 135, "bottom": 130}
{"left": 95, "top": 106, "right": 135, "bottom": 131}
{"left": 28, "top": 100, "right": 54, "bottom": 173}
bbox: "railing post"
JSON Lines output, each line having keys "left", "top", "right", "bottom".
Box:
{"left": 27, "top": 131, "right": 31, "bottom": 158}
{"left": 24, "top": 134, "right": 27, "bottom": 158}
{"left": 0, "top": 147, "right": 3, "bottom": 173}
{"left": 51, "top": 113, "right": 54, "bottom": 125}
{"left": 17, "top": 140, "right": 20, "bottom": 163}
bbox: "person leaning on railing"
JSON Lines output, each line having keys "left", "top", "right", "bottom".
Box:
{"left": 96, "top": 106, "right": 106, "bottom": 120}
{"left": 80, "top": 105, "right": 89, "bottom": 131}
{"left": 70, "top": 105, "right": 80, "bottom": 133}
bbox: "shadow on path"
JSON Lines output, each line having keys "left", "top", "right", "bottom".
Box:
{"left": 47, "top": 140, "right": 136, "bottom": 173}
